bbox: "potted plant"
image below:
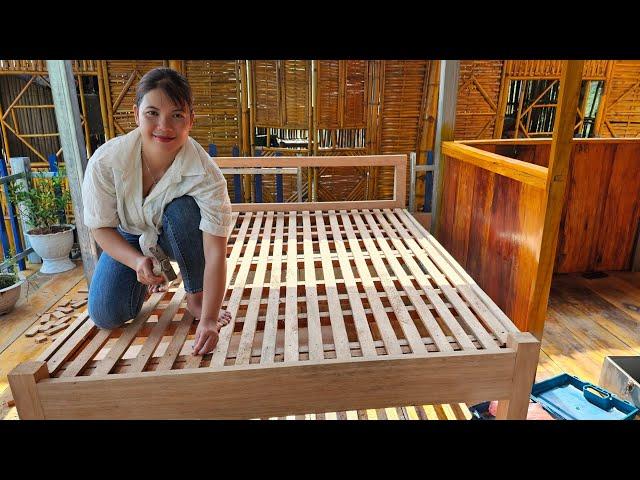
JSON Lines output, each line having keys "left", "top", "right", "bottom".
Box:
{"left": 9, "top": 170, "right": 75, "bottom": 274}
{"left": 0, "top": 252, "right": 24, "bottom": 315}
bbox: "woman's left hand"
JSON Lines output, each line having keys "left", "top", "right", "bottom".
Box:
{"left": 192, "top": 318, "right": 220, "bottom": 355}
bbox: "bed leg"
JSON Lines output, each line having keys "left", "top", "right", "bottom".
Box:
{"left": 8, "top": 361, "right": 50, "bottom": 419}
{"left": 496, "top": 332, "right": 540, "bottom": 420}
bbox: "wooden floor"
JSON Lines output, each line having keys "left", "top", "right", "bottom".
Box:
{"left": 2, "top": 264, "right": 639, "bottom": 420}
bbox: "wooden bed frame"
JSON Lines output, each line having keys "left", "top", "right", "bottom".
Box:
{"left": 9, "top": 155, "right": 540, "bottom": 419}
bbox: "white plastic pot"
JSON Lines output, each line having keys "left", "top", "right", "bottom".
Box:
{"left": 26, "top": 224, "right": 76, "bottom": 274}
{"left": 0, "top": 278, "right": 23, "bottom": 315}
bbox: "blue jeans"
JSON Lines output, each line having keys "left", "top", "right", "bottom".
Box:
{"left": 88, "top": 196, "right": 205, "bottom": 329}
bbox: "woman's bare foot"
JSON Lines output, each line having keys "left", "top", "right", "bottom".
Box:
{"left": 186, "top": 292, "right": 232, "bottom": 327}
{"left": 217, "top": 310, "right": 232, "bottom": 327}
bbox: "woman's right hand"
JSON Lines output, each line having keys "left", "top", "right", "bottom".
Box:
{"left": 134, "top": 255, "right": 165, "bottom": 286}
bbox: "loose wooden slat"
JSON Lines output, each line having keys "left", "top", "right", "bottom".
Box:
{"left": 327, "top": 210, "right": 377, "bottom": 357}
{"left": 302, "top": 211, "right": 325, "bottom": 361}
{"left": 314, "top": 210, "right": 350, "bottom": 360}
{"left": 364, "top": 210, "right": 452, "bottom": 352}
{"left": 212, "top": 212, "right": 264, "bottom": 368}
{"left": 24, "top": 324, "right": 41, "bottom": 337}
{"left": 284, "top": 211, "right": 300, "bottom": 363}
{"left": 92, "top": 291, "right": 166, "bottom": 376}
{"left": 339, "top": 210, "right": 402, "bottom": 355}
{"left": 260, "top": 212, "right": 285, "bottom": 364}
{"left": 351, "top": 210, "right": 427, "bottom": 355}
{"left": 156, "top": 312, "right": 196, "bottom": 371}
{"left": 44, "top": 324, "right": 69, "bottom": 336}
{"left": 236, "top": 212, "right": 274, "bottom": 365}
{"left": 129, "top": 289, "right": 187, "bottom": 373}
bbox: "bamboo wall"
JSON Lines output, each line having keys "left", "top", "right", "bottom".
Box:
{"left": 185, "top": 60, "right": 243, "bottom": 157}
{"left": 598, "top": 61, "right": 640, "bottom": 138}
{"left": 374, "top": 60, "right": 432, "bottom": 203}
{"left": 454, "top": 61, "right": 503, "bottom": 139}
{"left": 454, "top": 60, "right": 616, "bottom": 140}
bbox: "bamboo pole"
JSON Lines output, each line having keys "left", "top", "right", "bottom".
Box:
{"left": 239, "top": 60, "right": 249, "bottom": 157}
{"left": 168, "top": 60, "right": 185, "bottom": 75}
{"left": 312, "top": 60, "right": 319, "bottom": 155}
{"left": 514, "top": 79, "right": 527, "bottom": 139}
{"left": 77, "top": 74, "right": 92, "bottom": 157}
{"left": 527, "top": 60, "right": 584, "bottom": 339}
{"left": 100, "top": 61, "right": 115, "bottom": 138}
{"left": 594, "top": 60, "right": 615, "bottom": 137}
{"left": 96, "top": 61, "right": 111, "bottom": 140}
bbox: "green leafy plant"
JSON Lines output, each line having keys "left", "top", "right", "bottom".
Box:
{"left": 0, "top": 249, "right": 20, "bottom": 289}
{"left": 9, "top": 169, "right": 72, "bottom": 235}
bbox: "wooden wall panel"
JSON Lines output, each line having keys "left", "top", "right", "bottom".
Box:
{"left": 555, "top": 143, "right": 615, "bottom": 272}
{"left": 593, "top": 143, "right": 640, "bottom": 270}
{"left": 438, "top": 155, "right": 545, "bottom": 330}
{"left": 465, "top": 139, "right": 640, "bottom": 274}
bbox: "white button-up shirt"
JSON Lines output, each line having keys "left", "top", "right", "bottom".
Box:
{"left": 82, "top": 128, "right": 233, "bottom": 257}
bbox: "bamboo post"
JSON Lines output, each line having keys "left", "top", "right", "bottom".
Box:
{"left": 527, "top": 60, "right": 584, "bottom": 339}
{"left": 248, "top": 61, "right": 256, "bottom": 157}
{"left": 431, "top": 60, "right": 460, "bottom": 236}
{"left": 495, "top": 332, "right": 540, "bottom": 419}
{"left": 96, "top": 61, "right": 111, "bottom": 140}
{"left": 7, "top": 361, "right": 49, "bottom": 419}
{"left": 10, "top": 157, "right": 41, "bottom": 263}
{"left": 76, "top": 74, "right": 93, "bottom": 157}
{"left": 494, "top": 61, "right": 510, "bottom": 138}
{"left": 240, "top": 60, "right": 250, "bottom": 157}
{"left": 312, "top": 60, "right": 319, "bottom": 155}
{"left": 47, "top": 60, "right": 98, "bottom": 285}
{"left": 594, "top": 60, "right": 614, "bottom": 137}
{"left": 100, "top": 61, "right": 115, "bottom": 139}
{"left": 168, "top": 60, "right": 185, "bottom": 75}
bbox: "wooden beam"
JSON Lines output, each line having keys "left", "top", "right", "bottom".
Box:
{"left": 442, "top": 142, "right": 548, "bottom": 189}
{"left": 46, "top": 60, "right": 99, "bottom": 285}
{"left": 35, "top": 352, "right": 515, "bottom": 419}
{"left": 431, "top": 60, "right": 460, "bottom": 236}
{"left": 527, "top": 60, "right": 584, "bottom": 339}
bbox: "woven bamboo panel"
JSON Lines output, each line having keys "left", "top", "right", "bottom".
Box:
{"left": 316, "top": 60, "right": 368, "bottom": 129}
{"left": 252, "top": 61, "right": 281, "bottom": 127}
{"left": 282, "top": 60, "right": 311, "bottom": 129}
{"left": 0, "top": 60, "right": 98, "bottom": 74}
{"left": 376, "top": 61, "right": 430, "bottom": 201}
{"left": 600, "top": 61, "right": 640, "bottom": 137}
{"left": 504, "top": 60, "right": 608, "bottom": 79}
{"left": 104, "top": 60, "right": 164, "bottom": 135}
{"left": 185, "top": 60, "right": 242, "bottom": 156}
{"left": 42, "top": 209, "right": 510, "bottom": 383}
{"left": 455, "top": 60, "right": 503, "bottom": 140}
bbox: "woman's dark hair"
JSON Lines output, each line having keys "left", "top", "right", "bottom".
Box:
{"left": 135, "top": 67, "right": 193, "bottom": 112}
